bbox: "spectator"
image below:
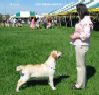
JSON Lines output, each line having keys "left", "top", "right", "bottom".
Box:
{"left": 30, "top": 17, "right": 35, "bottom": 29}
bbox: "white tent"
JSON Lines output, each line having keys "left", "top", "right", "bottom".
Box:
{"left": 16, "top": 11, "right": 36, "bottom": 18}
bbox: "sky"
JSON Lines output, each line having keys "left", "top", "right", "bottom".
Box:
{"left": 0, "top": 0, "right": 77, "bottom": 15}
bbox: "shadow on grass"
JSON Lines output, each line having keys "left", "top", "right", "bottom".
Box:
{"left": 54, "top": 75, "right": 69, "bottom": 86}
{"left": 87, "top": 65, "right": 96, "bottom": 80}
{"left": 21, "top": 75, "right": 69, "bottom": 90}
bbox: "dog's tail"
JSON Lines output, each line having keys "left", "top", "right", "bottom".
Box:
{"left": 16, "top": 65, "right": 25, "bottom": 72}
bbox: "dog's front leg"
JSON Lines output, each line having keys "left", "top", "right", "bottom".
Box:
{"left": 49, "top": 75, "right": 56, "bottom": 90}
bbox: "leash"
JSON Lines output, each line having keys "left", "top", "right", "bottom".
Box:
{"left": 69, "top": 43, "right": 74, "bottom": 63}
{"left": 55, "top": 43, "right": 74, "bottom": 77}
{"left": 55, "top": 70, "right": 67, "bottom": 77}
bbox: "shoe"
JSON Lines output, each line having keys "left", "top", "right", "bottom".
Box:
{"left": 72, "top": 84, "right": 81, "bottom": 90}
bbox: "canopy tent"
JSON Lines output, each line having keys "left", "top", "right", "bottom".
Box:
{"left": 89, "top": 8, "right": 99, "bottom": 12}
{"left": 48, "top": 0, "right": 99, "bottom": 17}
{"left": 16, "top": 11, "right": 36, "bottom": 18}
{"left": 69, "top": 8, "right": 99, "bottom": 13}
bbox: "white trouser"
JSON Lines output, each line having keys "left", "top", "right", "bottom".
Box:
{"left": 75, "top": 45, "right": 89, "bottom": 88}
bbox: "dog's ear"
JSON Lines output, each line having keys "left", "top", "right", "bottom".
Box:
{"left": 51, "top": 52, "right": 57, "bottom": 59}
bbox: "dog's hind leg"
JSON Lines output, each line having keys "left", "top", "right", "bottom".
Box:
{"left": 16, "top": 78, "right": 26, "bottom": 92}
{"left": 16, "top": 74, "right": 30, "bottom": 92}
{"left": 49, "top": 75, "right": 56, "bottom": 90}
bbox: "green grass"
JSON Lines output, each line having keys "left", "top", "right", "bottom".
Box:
{"left": 0, "top": 26, "right": 99, "bottom": 95}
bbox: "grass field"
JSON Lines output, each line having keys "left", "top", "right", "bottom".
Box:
{"left": 0, "top": 26, "right": 99, "bottom": 95}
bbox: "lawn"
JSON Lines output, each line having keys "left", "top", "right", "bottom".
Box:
{"left": 0, "top": 26, "right": 99, "bottom": 95}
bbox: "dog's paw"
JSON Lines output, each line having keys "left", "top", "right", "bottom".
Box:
{"left": 52, "top": 87, "right": 56, "bottom": 90}
{"left": 16, "top": 89, "right": 20, "bottom": 92}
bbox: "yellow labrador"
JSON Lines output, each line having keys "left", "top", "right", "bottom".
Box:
{"left": 16, "top": 50, "right": 62, "bottom": 92}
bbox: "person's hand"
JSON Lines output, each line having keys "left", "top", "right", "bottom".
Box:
{"left": 70, "top": 33, "right": 80, "bottom": 40}
{"left": 70, "top": 35, "right": 75, "bottom": 40}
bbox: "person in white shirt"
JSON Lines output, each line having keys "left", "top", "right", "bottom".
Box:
{"left": 70, "top": 3, "right": 93, "bottom": 90}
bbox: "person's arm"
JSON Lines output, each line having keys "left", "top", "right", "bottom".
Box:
{"left": 79, "top": 24, "right": 91, "bottom": 41}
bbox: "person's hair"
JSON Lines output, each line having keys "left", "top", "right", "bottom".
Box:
{"left": 76, "top": 3, "right": 89, "bottom": 19}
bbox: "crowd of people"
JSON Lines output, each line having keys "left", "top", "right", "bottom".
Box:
{"left": 30, "top": 17, "right": 56, "bottom": 30}
{"left": 0, "top": 18, "right": 23, "bottom": 27}
{"left": 0, "top": 15, "right": 77, "bottom": 29}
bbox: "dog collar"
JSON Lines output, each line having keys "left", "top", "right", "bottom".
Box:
{"left": 45, "top": 64, "right": 55, "bottom": 70}
{"left": 49, "top": 66, "right": 55, "bottom": 70}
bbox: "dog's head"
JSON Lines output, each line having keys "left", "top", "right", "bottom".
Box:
{"left": 50, "top": 50, "right": 62, "bottom": 60}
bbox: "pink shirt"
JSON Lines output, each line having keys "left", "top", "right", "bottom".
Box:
{"left": 71, "top": 16, "right": 93, "bottom": 46}
{"left": 30, "top": 18, "right": 35, "bottom": 28}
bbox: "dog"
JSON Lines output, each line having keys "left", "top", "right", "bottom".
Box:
{"left": 16, "top": 50, "right": 62, "bottom": 92}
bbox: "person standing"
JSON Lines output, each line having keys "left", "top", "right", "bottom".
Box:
{"left": 70, "top": 3, "right": 93, "bottom": 90}
{"left": 36, "top": 17, "right": 40, "bottom": 29}
{"left": 43, "top": 17, "right": 47, "bottom": 29}
{"left": 30, "top": 17, "right": 35, "bottom": 29}
{"left": 47, "top": 17, "right": 52, "bottom": 29}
